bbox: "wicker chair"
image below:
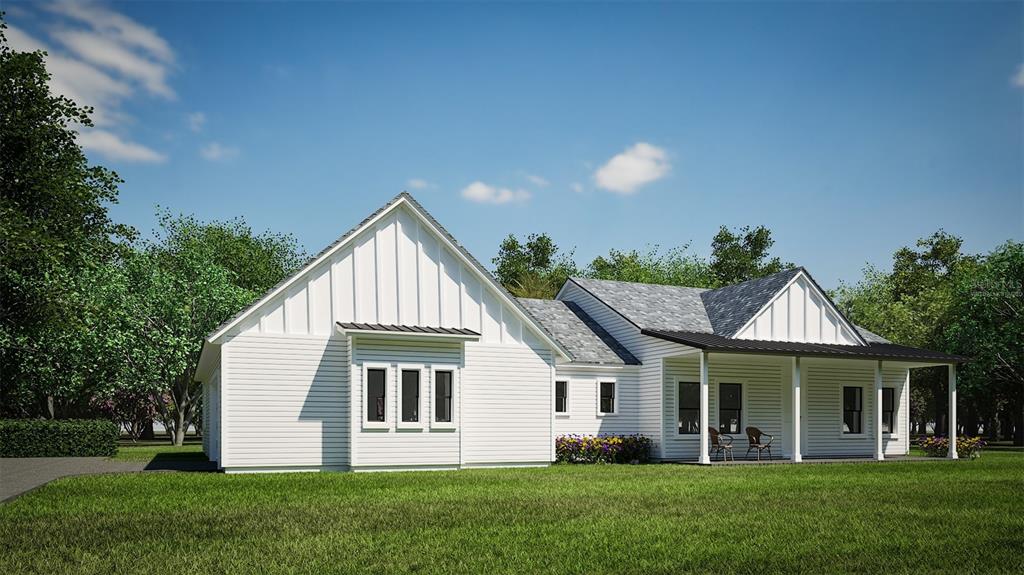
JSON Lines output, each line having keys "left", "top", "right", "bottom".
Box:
{"left": 709, "top": 427, "right": 734, "bottom": 462}
{"left": 745, "top": 426, "right": 774, "bottom": 461}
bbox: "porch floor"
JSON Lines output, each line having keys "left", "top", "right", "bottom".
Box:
{"left": 679, "top": 455, "right": 938, "bottom": 466}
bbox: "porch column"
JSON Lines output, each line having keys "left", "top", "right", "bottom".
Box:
{"left": 948, "top": 364, "right": 958, "bottom": 459}
{"left": 874, "top": 360, "right": 884, "bottom": 461}
{"left": 698, "top": 351, "right": 710, "bottom": 464}
{"left": 791, "top": 356, "right": 802, "bottom": 462}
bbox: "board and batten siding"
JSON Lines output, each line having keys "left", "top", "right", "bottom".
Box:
{"left": 661, "top": 355, "right": 785, "bottom": 460}
{"left": 221, "top": 334, "right": 350, "bottom": 471}
{"left": 803, "top": 361, "right": 909, "bottom": 457}
{"left": 227, "top": 205, "right": 543, "bottom": 349}
{"left": 461, "top": 343, "right": 555, "bottom": 465}
{"left": 553, "top": 366, "right": 640, "bottom": 437}
{"left": 350, "top": 336, "right": 463, "bottom": 469}
{"left": 735, "top": 274, "right": 860, "bottom": 345}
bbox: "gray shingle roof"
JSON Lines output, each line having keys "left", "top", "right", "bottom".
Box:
{"left": 518, "top": 298, "right": 640, "bottom": 366}
{"left": 855, "top": 326, "right": 891, "bottom": 344}
{"left": 567, "top": 278, "right": 713, "bottom": 332}
{"left": 700, "top": 268, "right": 803, "bottom": 336}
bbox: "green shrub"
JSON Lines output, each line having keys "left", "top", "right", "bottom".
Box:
{"left": 0, "top": 419, "right": 119, "bottom": 457}
{"left": 555, "top": 434, "right": 652, "bottom": 464}
{"left": 919, "top": 435, "right": 985, "bottom": 460}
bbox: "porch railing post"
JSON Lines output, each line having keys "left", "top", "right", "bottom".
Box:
{"left": 948, "top": 364, "right": 958, "bottom": 459}
{"left": 792, "top": 356, "right": 802, "bottom": 463}
{"left": 699, "top": 351, "right": 710, "bottom": 464}
{"left": 874, "top": 360, "right": 884, "bottom": 461}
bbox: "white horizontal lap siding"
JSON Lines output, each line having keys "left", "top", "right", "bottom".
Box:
{"left": 804, "top": 361, "right": 886, "bottom": 457}
{"left": 553, "top": 366, "right": 639, "bottom": 437}
{"left": 462, "top": 343, "right": 553, "bottom": 464}
{"left": 661, "top": 356, "right": 783, "bottom": 461}
{"left": 227, "top": 206, "right": 527, "bottom": 346}
{"left": 351, "top": 336, "right": 462, "bottom": 467}
{"left": 222, "top": 334, "right": 349, "bottom": 469}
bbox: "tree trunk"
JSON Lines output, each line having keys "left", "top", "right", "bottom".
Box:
{"left": 140, "top": 419, "right": 155, "bottom": 440}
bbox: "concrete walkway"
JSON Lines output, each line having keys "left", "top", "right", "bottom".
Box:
{"left": 0, "top": 457, "right": 216, "bottom": 502}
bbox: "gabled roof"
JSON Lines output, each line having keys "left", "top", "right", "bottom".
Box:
{"left": 205, "top": 192, "right": 570, "bottom": 360}
{"left": 566, "top": 278, "right": 713, "bottom": 332}
{"left": 700, "top": 268, "right": 803, "bottom": 336}
{"left": 518, "top": 298, "right": 640, "bottom": 366}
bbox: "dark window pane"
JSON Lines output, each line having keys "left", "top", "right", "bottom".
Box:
{"left": 401, "top": 370, "right": 419, "bottom": 422}
{"left": 719, "top": 384, "right": 741, "bottom": 434}
{"left": 882, "top": 388, "right": 895, "bottom": 433}
{"left": 555, "top": 381, "right": 567, "bottom": 413}
{"left": 599, "top": 382, "right": 616, "bottom": 413}
{"left": 435, "top": 371, "right": 453, "bottom": 423}
{"left": 843, "top": 386, "right": 862, "bottom": 434}
{"left": 678, "top": 382, "right": 699, "bottom": 434}
{"left": 367, "top": 368, "right": 386, "bottom": 422}
{"left": 844, "top": 386, "right": 862, "bottom": 411}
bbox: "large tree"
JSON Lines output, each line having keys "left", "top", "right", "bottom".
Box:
{"left": 0, "top": 20, "right": 134, "bottom": 417}
{"left": 709, "top": 225, "right": 791, "bottom": 286}
{"left": 492, "top": 233, "right": 578, "bottom": 299}
{"left": 585, "top": 245, "right": 713, "bottom": 288}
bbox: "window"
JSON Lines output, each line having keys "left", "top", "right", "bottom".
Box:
{"left": 599, "top": 381, "right": 616, "bottom": 414}
{"left": 719, "top": 383, "right": 742, "bottom": 434}
{"left": 366, "top": 368, "right": 386, "bottom": 422}
{"left": 434, "top": 370, "right": 453, "bottom": 423}
{"left": 555, "top": 381, "right": 568, "bottom": 414}
{"left": 882, "top": 387, "right": 895, "bottom": 434}
{"left": 843, "top": 386, "right": 863, "bottom": 434}
{"left": 678, "top": 382, "right": 699, "bottom": 434}
{"left": 401, "top": 369, "right": 420, "bottom": 423}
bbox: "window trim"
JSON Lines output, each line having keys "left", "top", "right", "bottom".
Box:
{"left": 555, "top": 379, "right": 570, "bottom": 417}
{"left": 676, "top": 380, "right": 700, "bottom": 436}
{"left": 717, "top": 382, "right": 744, "bottom": 436}
{"left": 396, "top": 364, "right": 426, "bottom": 430}
{"left": 841, "top": 385, "right": 864, "bottom": 436}
{"left": 430, "top": 365, "right": 458, "bottom": 430}
{"left": 597, "top": 379, "right": 618, "bottom": 416}
{"left": 362, "top": 363, "right": 391, "bottom": 430}
{"left": 881, "top": 386, "right": 896, "bottom": 437}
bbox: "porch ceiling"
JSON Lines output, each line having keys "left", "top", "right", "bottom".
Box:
{"left": 640, "top": 329, "right": 968, "bottom": 364}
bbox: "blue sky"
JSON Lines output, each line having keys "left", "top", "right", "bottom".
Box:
{"left": 7, "top": 1, "right": 1023, "bottom": 288}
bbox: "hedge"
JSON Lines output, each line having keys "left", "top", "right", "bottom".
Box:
{"left": 555, "top": 434, "right": 652, "bottom": 464}
{"left": 0, "top": 419, "right": 120, "bottom": 457}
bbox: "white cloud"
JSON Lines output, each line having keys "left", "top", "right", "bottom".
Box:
{"left": 593, "top": 142, "right": 671, "bottom": 195}
{"left": 1013, "top": 64, "right": 1024, "bottom": 88}
{"left": 407, "top": 178, "right": 434, "bottom": 190}
{"left": 570, "top": 182, "right": 584, "bottom": 193}
{"left": 188, "top": 112, "right": 206, "bottom": 133}
{"left": 460, "top": 181, "right": 531, "bottom": 205}
{"left": 46, "top": 1, "right": 175, "bottom": 64}
{"left": 523, "top": 173, "right": 550, "bottom": 187}
{"left": 51, "top": 28, "right": 175, "bottom": 99}
{"left": 200, "top": 142, "right": 240, "bottom": 162}
{"left": 76, "top": 129, "right": 166, "bottom": 163}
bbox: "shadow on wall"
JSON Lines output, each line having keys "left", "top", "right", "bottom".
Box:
{"left": 298, "top": 335, "right": 350, "bottom": 470}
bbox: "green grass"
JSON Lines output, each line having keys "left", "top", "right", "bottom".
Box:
{"left": 2, "top": 453, "right": 1023, "bottom": 574}
{"left": 112, "top": 444, "right": 206, "bottom": 462}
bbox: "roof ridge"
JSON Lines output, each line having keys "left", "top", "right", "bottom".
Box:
{"left": 570, "top": 276, "right": 710, "bottom": 292}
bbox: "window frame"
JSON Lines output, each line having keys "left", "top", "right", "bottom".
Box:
{"left": 362, "top": 363, "right": 391, "bottom": 430}
{"left": 718, "top": 382, "right": 743, "bottom": 435}
{"left": 430, "top": 365, "right": 458, "bottom": 430}
{"left": 396, "top": 364, "right": 426, "bottom": 430}
{"left": 842, "top": 385, "right": 863, "bottom": 435}
{"left": 676, "top": 380, "right": 700, "bottom": 435}
{"left": 597, "top": 379, "right": 618, "bottom": 416}
{"left": 555, "top": 380, "right": 569, "bottom": 417}
{"left": 881, "top": 386, "right": 896, "bottom": 436}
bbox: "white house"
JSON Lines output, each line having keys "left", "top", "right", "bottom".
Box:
{"left": 196, "top": 192, "right": 965, "bottom": 473}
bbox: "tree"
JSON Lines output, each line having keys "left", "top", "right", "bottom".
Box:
{"left": 585, "top": 245, "right": 713, "bottom": 288}
{"left": 709, "top": 225, "right": 791, "bottom": 286}
{"left": 0, "top": 19, "right": 134, "bottom": 417}
{"left": 492, "top": 233, "right": 577, "bottom": 299}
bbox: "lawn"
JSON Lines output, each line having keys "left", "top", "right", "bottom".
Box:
{"left": 1, "top": 453, "right": 1022, "bottom": 574}
{"left": 113, "top": 443, "right": 206, "bottom": 462}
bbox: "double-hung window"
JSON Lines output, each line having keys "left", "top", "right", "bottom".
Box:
{"left": 678, "top": 382, "right": 699, "bottom": 434}
{"left": 599, "top": 381, "right": 616, "bottom": 415}
{"left": 434, "top": 370, "right": 454, "bottom": 424}
{"left": 400, "top": 369, "right": 421, "bottom": 424}
{"left": 366, "top": 367, "right": 387, "bottom": 423}
{"left": 555, "top": 381, "right": 568, "bottom": 414}
{"left": 719, "top": 383, "right": 742, "bottom": 434}
{"left": 843, "top": 386, "right": 863, "bottom": 434}
{"left": 881, "top": 387, "right": 895, "bottom": 434}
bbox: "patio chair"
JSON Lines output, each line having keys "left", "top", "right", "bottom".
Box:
{"left": 745, "top": 426, "right": 774, "bottom": 461}
{"left": 709, "top": 427, "right": 734, "bottom": 462}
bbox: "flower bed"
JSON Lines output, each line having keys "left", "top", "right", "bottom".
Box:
{"left": 918, "top": 436, "right": 985, "bottom": 459}
{"left": 555, "top": 434, "right": 651, "bottom": 464}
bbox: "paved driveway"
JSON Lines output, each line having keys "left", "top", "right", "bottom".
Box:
{"left": 0, "top": 457, "right": 216, "bottom": 502}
